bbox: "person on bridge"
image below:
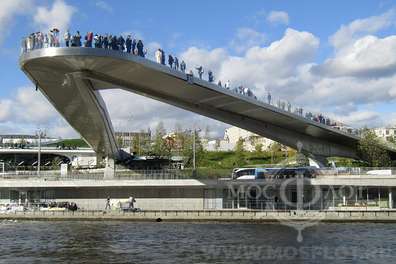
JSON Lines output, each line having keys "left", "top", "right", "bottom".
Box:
{"left": 267, "top": 92, "right": 272, "bottom": 105}
{"left": 131, "top": 38, "right": 137, "bottom": 54}
{"left": 84, "top": 33, "right": 89, "bottom": 47}
{"left": 48, "top": 31, "right": 54, "bottom": 47}
{"left": 50, "top": 28, "right": 59, "bottom": 47}
{"left": 126, "top": 35, "right": 132, "bottom": 53}
{"left": 38, "top": 32, "right": 44, "bottom": 48}
{"left": 159, "top": 49, "right": 165, "bottom": 64}
{"left": 155, "top": 48, "right": 162, "bottom": 64}
{"left": 28, "top": 33, "right": 35, "bottom": 50}
{"left": 84, "top": 32, "right": 93, "bottom": 47}
{"left": 208, "top": 70, "right": 214, "bottom": 82}
{"left": 94, "top": 34, "right": 100, "bottom": 48}
{"left": 225, "top": 80, "right": 231, "bottom": 89}
{"left": 217, "top": 80, "right": 222, "bottom": 87}
{"left": 108, "top": 35, "right": 114, "bottom": 49}
{"left": 64, "top": 30, "right": 71, "bottom": 47}
{"left": 74, "top": 31, "right": 82, "bottom": 47}
{"left": 137, "top": 40, "right": 144, "bottom": 57}
{"left": 43, "top": 34, "right": 49, "bottom": 48}
{"left": 180, "top": 60, "right": 186, "bottom": 72}
{"left": 168, "top": 54, "right": 174, "bottom": 68}
{"left": 103, "top": 34, "right": 109, "bottom": 49}
{"left": 118, "top": 35, "right": 125, "bottom": 51}
{"left": 195, "top": 66, "right": 204, "bottom": 79}
{"left": 174, "top": 57, "right": 179, "bottom": 70}
{"left": 111, "top": 35, "right": 118, "bottom": 50}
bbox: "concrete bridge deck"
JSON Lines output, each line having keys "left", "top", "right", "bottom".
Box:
{"left": 19, "top": 47, "right": 365, "bottom": 161}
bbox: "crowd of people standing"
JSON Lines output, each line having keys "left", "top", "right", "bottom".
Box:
{"left": 22, "top": 29, "right": 147, "bottom": 57}
{"left": 22, "top": 29, "right": 61, "bottom": 50}
{"left": 22, "top": 29, "right": 351, "bottom": 133}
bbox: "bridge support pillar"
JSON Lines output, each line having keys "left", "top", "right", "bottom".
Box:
{"left": 104, "top": 157, "right": 115, "bottom": 179}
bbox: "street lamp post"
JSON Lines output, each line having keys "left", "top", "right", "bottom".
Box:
{"left": 191, "top": 128, "right": 201, "bottom": 174}
{"left": 36, "top": 130, "right": 45, "bottom": 176}
{"left": 193, "top": 130, "right": 196, "bottom": 170}
{"left": 37, "top": 131, "right": 41, "bottom": 175}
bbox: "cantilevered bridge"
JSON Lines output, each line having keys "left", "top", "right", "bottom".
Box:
{"left": 20, "top": 47, "right": 372, "bottom": 174}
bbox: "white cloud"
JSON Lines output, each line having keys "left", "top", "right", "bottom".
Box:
{"left": 95, "top": 1, "right": 113, "bottom": 13}
{"left": 330, "top": 9, "right": 396, "bottom": 49}
{"left": 121, "top": 30, "right": 144, "bottom": 40}
{"left": 180, "top": 47, "right": 228, "bottom": 76}
{"left": 0, "top": 0, "right": 32, "bottom": 45}
{"left": 230, "top": 27, "right": 266, "bottom": 53}
{"left": 180, "top": 28, "right": 318, "bottom": 98}
{"left": 178, "top": 26, "right": 396, "bottom": 129}
{"left": 267, "top": 11, "right": 289, "bottom": 25}
{"left": 312, "top": 35, "right": 396, "bottom": 78}
{"left": 34, "top": 0, "right": 76, "bottom": 32}
{"left": 0, "top": 87, "right": 77, "bottom": 138}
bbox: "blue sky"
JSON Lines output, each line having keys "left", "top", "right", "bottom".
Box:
{"left": 1, "top": 0, "right": 396, "bottom": 137}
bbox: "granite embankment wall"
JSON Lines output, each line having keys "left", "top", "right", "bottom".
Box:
{"left": 2, "top": 210, "right": 396, "bottom": 222}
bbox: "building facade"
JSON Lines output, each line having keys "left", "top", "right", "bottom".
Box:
{"left": 205, "top": 126, "right": 275, "bottom": 152}
{"left": 0, "top": 134, "right": 59, "bottom": 148}
{"left": 373, "top": 127, "right": 396, "bottom": 142}
{"left": 115, "top": 131, "right": 151, "bottom": 153}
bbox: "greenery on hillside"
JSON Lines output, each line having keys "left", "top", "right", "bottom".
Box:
{"left": 357, "top": 129, "right": 391, "bottom": 167}
{"left": 60, "top": 124, "right": 395, "bottom": 169}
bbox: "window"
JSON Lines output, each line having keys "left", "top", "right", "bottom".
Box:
{"left": 235, "top": 169, "right": 256, "bottom": 178}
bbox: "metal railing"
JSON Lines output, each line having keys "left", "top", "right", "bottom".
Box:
{"left": 0, "top": 168, "right": 233, "bottom": 181}
{"left": 1, "top": 167, "right": 396, "bottom": 181}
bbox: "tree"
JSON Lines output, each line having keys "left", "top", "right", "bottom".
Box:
{"left": 116, "top": 136, "right": 124, "bottom": 148}
{"left": 254, "top": 143, "right": 263, "bottom": 153}
{"left": 358, "top": 130, "right": 391, "bottom": 167}
{"left": 182, "top": 130, "right": 204, "bottom": 168}
{"left": 152, "top": 122, "right": 167, "bottom": 156}
{"left": 132, "top": 134, "right": 140, "bottom": 155}
{"left": 270, "top": 142, "right": 282, "bottom": 152}
{"left": 233, "top": 137, "right": 246, "bottom": 167}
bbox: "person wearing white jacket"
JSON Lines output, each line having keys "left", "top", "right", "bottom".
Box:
{"left": 43, "top": 34, "right": 49, "bottom": 48}
{"left": 155, "top": 48, "right": 162, "bottom": 64}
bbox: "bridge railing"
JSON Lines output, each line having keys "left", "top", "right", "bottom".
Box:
{"left": 2, "top": 167, "right": 396, "bottom": 181}
{"left": 0, "top": 168, "right": 233, "bottom": 181}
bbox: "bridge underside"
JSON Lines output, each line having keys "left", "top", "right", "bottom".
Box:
{"left": 20, "top": 48, "right": 365, "bottom": 163}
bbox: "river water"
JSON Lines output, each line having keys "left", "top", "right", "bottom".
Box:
{"left": 0, "top": 220, "right": 395, "bottom": 263}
